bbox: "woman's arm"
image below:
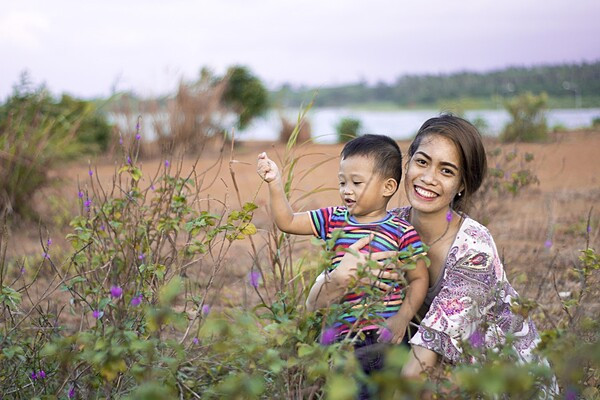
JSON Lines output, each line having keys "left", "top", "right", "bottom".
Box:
{"left": 305, "top": 235, "right": 400, "bottom": 311}
{"left": 401, "top": 345, "right": 438, "bottom": 378}
{"left": 380, "top": 257, "right": 429, "bottom": 343}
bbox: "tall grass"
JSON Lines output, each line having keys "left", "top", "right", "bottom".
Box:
{"left": 1, "top": 106, "right": 599, "bottom": 398}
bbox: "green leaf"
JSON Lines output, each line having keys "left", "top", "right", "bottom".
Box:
{"left": 297, "top": 343, "right": 315, "bottom": 358}
{"left": 130, "top": 167, "right": 142, "bottom": 181}
{"left": 243, "top": 202, "right": 259, "bottom": 212}
{"left": 326, "top": 375, "right": 358, "bottom": 400}
{"left": 159, "top": 276, "right": 183, "bottom": 306}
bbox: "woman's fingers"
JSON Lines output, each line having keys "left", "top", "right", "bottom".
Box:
{"left": 359, "top": 277, "right": 393, "bottom": 292}
{"left": 348, "top": 234, "right": 374, "bottom": 251}
{"left": 369, "top": 268, "right": 401, "bottom": 281}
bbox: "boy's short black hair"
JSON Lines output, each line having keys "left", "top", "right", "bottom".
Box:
{"left": 341, "top": 134, "right": 402, "bottom": 185}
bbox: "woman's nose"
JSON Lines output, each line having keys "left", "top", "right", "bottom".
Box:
{"left": 420, "top": 169, "right": 436, "bottom": 184}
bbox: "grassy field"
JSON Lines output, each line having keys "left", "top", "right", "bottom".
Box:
{"left": 2, "top": 129, "right": 599, "bottom": 398}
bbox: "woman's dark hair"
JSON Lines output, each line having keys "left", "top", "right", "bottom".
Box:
{"left": 407, "top": 114, "right": 487, "bottom": 213}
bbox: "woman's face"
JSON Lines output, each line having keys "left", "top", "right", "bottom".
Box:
{"left": 404, "top": 134, "right": 464, "bottom": 215}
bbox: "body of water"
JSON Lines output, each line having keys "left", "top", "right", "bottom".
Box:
{"left": 110, "top": 108, "right": 600, "bottom": 143}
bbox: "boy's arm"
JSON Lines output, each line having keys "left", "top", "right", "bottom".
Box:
{"left": 379, "top": 257, "right": 429, "bottom": 343}
{"left": 257, "top": 152, "right": 314, "bottom": 235}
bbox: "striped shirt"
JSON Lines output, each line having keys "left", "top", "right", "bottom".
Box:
{"left": 309, "top": 206, "right": 425, "bottom": 336}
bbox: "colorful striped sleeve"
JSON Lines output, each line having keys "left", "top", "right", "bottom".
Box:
{"left": 397, "top": 219, "right": 425, "bottom": 258}
{"left": 308, "top": 206, "right": 335, "bottom": 240}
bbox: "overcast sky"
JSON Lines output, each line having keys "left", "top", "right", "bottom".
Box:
{"left": 1, "top": 0, "right": 599, "bottom": 99}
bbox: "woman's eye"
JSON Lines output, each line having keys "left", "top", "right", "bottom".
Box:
{"left": 441, "top": 168, "right": 454, "bottom": 176}
{"left": 415, "top": 159, "right": 427, "bottom": 166}
{"left": 353, "top": 181, "right": 362, "bottom": 185}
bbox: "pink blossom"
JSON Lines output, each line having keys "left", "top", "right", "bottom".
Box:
{"left": 379, "top": 328, "right": 393, "bottom": 342}
{"left": 110, "top": 286, "right": 123, "bottom": 298}
{"left": 468, "top": 330, "right": 485, "bottom": 348}
{"left": 248, "top": 271, "right": 261, "bottom": 288}
{"left": 320, "top": 327, "right": 337, "bottom": 345}
{"left": 130, "top": 295, "right": 143, "bottom": 306}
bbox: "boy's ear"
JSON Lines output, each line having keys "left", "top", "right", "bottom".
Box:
{"left": 383, "top": 178, "right": 398, "bottom": 196}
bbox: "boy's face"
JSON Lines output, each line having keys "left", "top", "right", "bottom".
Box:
{"left": 338, "top": 155, "right": 393, "bottom": 220}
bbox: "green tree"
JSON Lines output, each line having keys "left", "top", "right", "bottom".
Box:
{"left": 500, "top": 92, "right": 549, "bottom": 142}
{"left": 0, "top": 76, "right": 113, "bottom": 219}
{"left": 221, "top": 65, "right": 269, "bottom": 130}
{"left": 335, "top": 117, "right": 362, "bottom": 143}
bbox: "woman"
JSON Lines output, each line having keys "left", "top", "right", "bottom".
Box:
{"left": 306, "top": 114, "right": 556, "bottom": 395}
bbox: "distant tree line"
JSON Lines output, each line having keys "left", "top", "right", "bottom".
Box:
{"left": 271, "top": 61, "right": 600, "bottom": 108}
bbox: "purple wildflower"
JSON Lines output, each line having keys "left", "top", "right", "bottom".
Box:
{"left": 565, "top": 387, "right": 578, "bottom": 400}
{"left": 201, "top": 304, "right": 211, "bottom": 315}
{"left": 135, "top": 133, "right": 141, "bottom": 140}
{"left": 379, "top": 328, "right": 393, "bottom": 343}
{"left": 31, "top": 371, "right": 37, "bottom": 380}
{"left": 150, "top": 184, "right": 155, "bottom": 191}
{"left": 47, "top": 238, "right": 52, "bottom": 247}
{"left": 138, "top": 253, "right": 145, "bottom": 260}
{"left": 92, "top": 310, "right": 103, "bottom": 319}
{"left": 320, "top": 327, "right": 337, "bottom": 345}
{"left": 248, "top": 271, "right": 261, "bottom": 288}
{"left": 127, "top": 156, "right": 132, "bottom": 165}
{"left": 110, "top": 286, "right": 123, "bottom": 299}
{"left": 119, "top": 135, "right": 124, "bottom": 145}
{"left": 78, "top": 190, "right": 84, "bottom": 199}
{"left": 192, "top": 337, "right": 199, "bottom": 345}
{"left": 164, "top": 160, "right": 170, "bottom": 168}
{"left": 88, "top": 169, "right": 93, "bottom": 177}
{"left": 84, "top": 199, "right": 92, "bottom": 208}
{"left": 36, "top": 370, "right": 46, "bottom": 379}
{"left": 468, "top": 330, "right": 485, "bottom": 348}
{"left": 68, "top": 386, "right": 76, "bottom": 398}
{"left": 100, "top": 224, "right": 105, "bottom": 231}
{"left": 20, "top": 267, "right": 25, "bottom": 275}
{"left": 42, "top": 252, "right": 49, "bottom": 259}
{"left": 544, "top": 240, "right": 552, "bottom": 249}
{"left": 587, "top": 225, "right": 592, "bottom": 234}
{"left": 130, "top": 295, "right": 142, "bottom": 306}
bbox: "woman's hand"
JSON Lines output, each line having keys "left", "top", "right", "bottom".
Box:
{"left": 378, "top": 313, "right": 408, "bottom": 344}
{"left": 306, "top": 235, "right": 403, "bottom": 311}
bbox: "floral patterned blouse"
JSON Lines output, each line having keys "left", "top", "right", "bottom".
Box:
{"left": 392, "top": 207, "right": 542, "bottom": 364}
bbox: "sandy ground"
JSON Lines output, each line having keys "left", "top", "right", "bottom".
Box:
{"left": 6, "top": 130, "right": 600, "bottom": 326}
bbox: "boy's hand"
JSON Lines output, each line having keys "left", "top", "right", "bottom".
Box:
{"left": 257, "top": 152, "right": 280, "bottom": 183}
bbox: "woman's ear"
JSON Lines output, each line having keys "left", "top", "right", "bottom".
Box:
{"left": 383, "top": 178, "right": 398, "bottom": 196}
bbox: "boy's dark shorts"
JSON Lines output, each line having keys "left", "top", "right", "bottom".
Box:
{"left": 353, "top": 329, "right": 410, "bottom": 374}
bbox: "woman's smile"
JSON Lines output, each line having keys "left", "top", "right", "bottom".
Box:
{"left": 414, "top": 185, "right": 438, "bottom": 199}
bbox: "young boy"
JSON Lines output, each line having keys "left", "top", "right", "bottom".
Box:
{"left": 257, "top": 134, "right": 428, "bottom": 345}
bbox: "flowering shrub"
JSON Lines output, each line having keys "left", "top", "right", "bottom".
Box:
{"left": 0, "top": 110, "right": 598, "bottom": 399}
